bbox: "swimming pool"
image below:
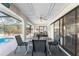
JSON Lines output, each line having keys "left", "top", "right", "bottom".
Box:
{"left": 0, "top": 38, "right": 11, "bottom": 45}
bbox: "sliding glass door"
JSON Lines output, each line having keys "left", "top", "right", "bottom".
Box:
{"left": 52, "top": 6, "right": 79, "bottom": 56}
{"left": 76, "top": 7, "right": 79, "bottom": 56}
{"left": 63, "top": 10, "right": 76, "bottom": 55}
{"left": 53, "top": 8, "right": 76, "bottom": 55}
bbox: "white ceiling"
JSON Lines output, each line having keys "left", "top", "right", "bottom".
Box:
{"left": 14, "top": 3, "right": 69, "bottom": 26}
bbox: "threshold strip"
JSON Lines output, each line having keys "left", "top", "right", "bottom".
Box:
{"left": 58, "top": 45, "right": 71, "bottom": 56}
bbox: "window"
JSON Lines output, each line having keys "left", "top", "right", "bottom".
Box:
{"left": 63, "top": 10, "right": 76, "bottom": 55}
{"left": 54, "top": 20, "right": 59, "bottom": 41}
{"left": 39, "top": 26, "right": 47, "bottom": 32}
{"left": 39, "top": 26, "right": 44, "bottom": 32}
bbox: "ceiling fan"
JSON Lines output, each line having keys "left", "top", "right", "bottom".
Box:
{"left": 39, "top": 15, "right": 47, "bottom": 21}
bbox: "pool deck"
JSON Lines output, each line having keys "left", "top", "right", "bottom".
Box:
{"left": 0, "top": 39, "right": 17, "bottom": 56}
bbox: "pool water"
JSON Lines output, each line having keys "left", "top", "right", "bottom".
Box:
{"left": 0, "top": 38, "right": 10, "bottom": 44}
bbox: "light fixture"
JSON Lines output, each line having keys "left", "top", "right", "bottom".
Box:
{"left": 39, "top": 16, "right": 47, "bottom": 23}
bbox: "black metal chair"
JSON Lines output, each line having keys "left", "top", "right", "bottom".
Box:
{"left": 15, "top": 35, "right": 28, "bottom": 54}
{"left": 32, "top": 40, "right": 51, "bottom": 56}
{"left": 52, "top": 40, "right": 59, "bottom": 45}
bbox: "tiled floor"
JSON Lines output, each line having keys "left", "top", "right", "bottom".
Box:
{"left": 8, "top": 46, "right": 27, "bottom": 56}
{"left": 8, "top": 44, "right": 67, "bottom": 56}
{"left": 49, "top": 45, "right": 67, "bottom": 56}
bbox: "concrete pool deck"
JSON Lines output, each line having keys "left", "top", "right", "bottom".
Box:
{"left": 0, "top": 38, "right": 17, "bottom": 56}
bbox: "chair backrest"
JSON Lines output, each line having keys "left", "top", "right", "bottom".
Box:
{"left": 53, "top": 39, "right": 59, "bottom": 45}
{"left": 32, "top": 40, "right": 46, "bottom": 52}
{"left": 15, "top": 35, "right": 23, "bottom": 46}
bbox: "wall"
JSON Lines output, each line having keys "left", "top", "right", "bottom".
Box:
{"left": 47, "top": 24, "right": 54, "bottom": 41}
